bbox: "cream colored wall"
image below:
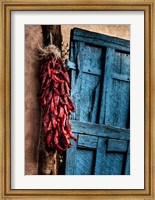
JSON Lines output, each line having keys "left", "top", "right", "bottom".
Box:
{"left": 25, "top": 25, "right": 42, "bottom": 175}
{"left": 61, "top": 25, "right": 130, "bottom": 45}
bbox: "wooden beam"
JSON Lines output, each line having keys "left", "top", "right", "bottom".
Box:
{"left": 38, "top": 25, "right": 62, "bottom": 175}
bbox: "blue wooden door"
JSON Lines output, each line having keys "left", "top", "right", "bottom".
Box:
{"left": 65, "top": 28, "right": 130, "bottom": 175}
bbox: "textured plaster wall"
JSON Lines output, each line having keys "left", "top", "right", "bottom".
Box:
{"left": 25, "top": 25, "right": 130, "bottom": 175}
{"left": 61, "top": 25, "right": 130, "bottom": 45}
{"left": 25, "top": 25, "right": 42, "bottom": 175}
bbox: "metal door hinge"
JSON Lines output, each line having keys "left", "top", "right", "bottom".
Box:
{"left": 65, "top": 60, "right": 76, "bottom": 70}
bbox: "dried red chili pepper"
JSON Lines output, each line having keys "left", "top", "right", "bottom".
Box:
{"left": 47, "top": 61, "right": 51, "bottom": 77}
{"left": 60, "top": 70, "right": 70, "bottom": 83}
{"left": 61, "top": 114, "right": 66, "bottom": 127}
{"left": 50, "top": 98, "right": 55, "bottom": 113}
{"left": 46, "top": 91, "right": 52, "bottom": 104}
{"left": 63, "top": 105, "right": 69, "bottom": 115}
{"left": 53, "top": 81, "right": 59, "bottom": 89}
{"left": 47, "top": 121, "right": 52, "bottom": 131}
{"left": 58, "top": 105, "right": 64, "bottom": 118}
{"left": 64, "top": 82, "right": 70, "bottom": 95}
{"left": 59, "top": 83, "right": 66, "bottom": 95}
{"left": 53, "top": 94, "right": 59, "bottom": 107}
{"left": 54, "top": 129, "right": 66, "bottom": 151}
{"left": 69, "top": 132, "right": 78, "bottom": 142}
{"left": 51, "top": 116, "right": 57, "bottom": 129}
{"left": 52, "top": 74, "right": 64, "bottom": 83}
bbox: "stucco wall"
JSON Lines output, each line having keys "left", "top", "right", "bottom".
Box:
{"left": 25, "top": 25, "right": 130, "bottom": 175}
{"left": 61, "top": 25, "right": 130, "bottom": 45}
{"left": 25, "top": 25, "right": 42, "bottom": 175}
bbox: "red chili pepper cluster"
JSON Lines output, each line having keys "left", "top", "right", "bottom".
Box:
{"left": 39, "top": 54, "right": 77, "bottom": 153}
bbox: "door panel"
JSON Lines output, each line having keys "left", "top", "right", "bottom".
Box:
{"left": 102, "top": 48, "right": 130, "bottom": 128}
{"left": 65, "top": 28, "right": 130, "bottom": 175}
{"left": 110, "top": 78, "right": 130, "bottom": 127}
{"left": 75, "top": 148, "right": 95, "bottom": 175}
{"left": 70, "top": 44, "right": 105, "bottom": 122}
{"left": 65, "top": 133, "right": 77, "bottom": 175}
{"left": 66, "top": 132, "right": 129, "bottom": 175}
{"left": 78, "top": 134, "right": 98, "bottom": 149}
{"left": 107, "top": 139, "right": 128, "bottom": 153}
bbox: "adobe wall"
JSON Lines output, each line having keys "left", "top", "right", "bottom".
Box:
{"left": 61, "top": 25, "right": 130, "bottom": 45}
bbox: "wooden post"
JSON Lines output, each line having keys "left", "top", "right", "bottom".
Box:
{"left": 38, "top": 25, "right": 62, "bottom": 175}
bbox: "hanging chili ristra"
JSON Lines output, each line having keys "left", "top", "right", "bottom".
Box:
{"left": 38, "top": 48, "right": 77, "bottom": 154}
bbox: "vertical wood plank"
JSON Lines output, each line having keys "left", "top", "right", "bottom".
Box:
{"left": 99, "top": 48, "right": 116, "bottom": 124}
{"left": 71, "top": 42, "right": 85, "bottom": 121}
{"left": 79, "top": 73, "right": 101, "bottom": 122}
{"left": 120, "top": 52, "right": 130, "bottom": 76}
{"left": 102, "top": 49, "right": 130, "bottom": 129}
{"left": 65, "top": 133, "right": 78, "bottom": 175}
{"left": 69, "top": 40, "right": 74, "bottom": 62}
{"left": 95, "top": 138, "right": 125, "bottom": 175}
{"left": 125, "top": 142, "right": 130, "bottom": 175}
{"left": 94, "top": 137, "right": 106, "bottom": 175}
{"left": 104, "top": 48, "right": 118, "bottom": 126}
{"left": 91, "top": 82, "right": 101, "bottom": 123}
{"left": 120, "top": 52, "right": 130, "bottom": 129}
{"left": 112, "top": 79, "right": 130, "bottom": 128}
{"left": 78, "top": 45, "right": 103, "bottom": 122}
{"left": 106, "top": 153, "right": 124, "bottom": 175}
{"left": 69, "top": 41, "right": 76, "bottom": 120}
{"left": 75, "top": 148, "right": 95, "bottom": 175}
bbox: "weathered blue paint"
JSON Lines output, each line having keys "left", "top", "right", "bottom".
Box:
{"left": 71, "top": 28, "right": 130, "bottom": 52}
{"left": 104, "top": 50, "right": 130, "bottom": 128}
{"left": 94, "top": 138, "right": 125, "bottom": 175}
{"left": 125, "top": 142, "right": 130, "bottom": 175}
{"left": 65, "top": 133, "right": 78, "bottom": 175}
{"left": 78, "top": 134, "right": 98, "bottom": 149}
{"left": 107, "top": 139, "right": 128, "bottom": 153}
{"left": 71, "top": 120, "right": 130, "bottom": 141}
{"left": 65, "top": 28, "right": 130, "bottom": 175}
